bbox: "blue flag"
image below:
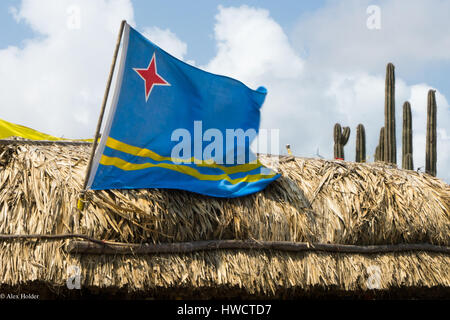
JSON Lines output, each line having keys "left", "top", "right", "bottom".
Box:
{"left": 87, "top": 23, "right": 280, "bottom": 198}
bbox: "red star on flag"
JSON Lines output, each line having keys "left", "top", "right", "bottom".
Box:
{"left": 133, "top": 53, "right": 170, "bottom": 101}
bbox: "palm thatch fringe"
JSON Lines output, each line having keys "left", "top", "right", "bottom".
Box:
{"left": 0, "top": 241, "right": 449, "bottom": 297}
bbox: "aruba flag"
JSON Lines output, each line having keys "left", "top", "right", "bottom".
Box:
{"left": 86, "top": 23, "right": 280, "bottom": 198}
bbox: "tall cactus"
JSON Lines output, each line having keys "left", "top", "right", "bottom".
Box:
{"left": 384, "top": 62, "right": 396, "bottom": 164}
{"left": 375, "top": 146, "right": 380, "bottom": 161}
{"left": 426, "top": 90, "right": 437, "bottom": 176}
{"left": 404, "top": 153, "right": 413, "bottom": 171}
{"left": 402, "top": 101, "right": 413, "bottom": 170}
{"left": 355, "top": 124, "right": 366, "bottom": 162}
{"left": 334, "top": 123, "right": 350, "bottom": 160}
{"left": 375, "top": 127, "right": 385, "bottom": 161}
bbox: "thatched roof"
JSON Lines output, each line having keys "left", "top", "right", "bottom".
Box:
{"left": 0, "top": 140, "right": 449, "bottom": 299}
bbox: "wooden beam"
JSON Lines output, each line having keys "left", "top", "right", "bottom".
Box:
{"left": 2, "top": 234, "right": 448, "bottom": 255}
{"left": 65, "top": 239, "right": 450, "bottom": 255}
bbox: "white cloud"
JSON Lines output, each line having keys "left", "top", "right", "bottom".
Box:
{"left": 204, "top": 5, "right": 303, "bottom": 85}
{"left": 0, "top": 0, "right": 135, "bottom": 138}
{"left": 142, "top": 26, "right": 188, "bottom": 61}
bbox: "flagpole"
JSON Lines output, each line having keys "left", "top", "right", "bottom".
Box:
{"left": 81, "top": 20, "right": 127, "bottom": 194}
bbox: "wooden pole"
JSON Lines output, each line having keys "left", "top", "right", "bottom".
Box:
{"left": 65, "top": 239, "right": 450, "bottom": 255}
{"left": 1, "top": 233, "right": 448, "bottom": 255}
{"left": 82, "top": 20, "right": 127, "bottom": 191}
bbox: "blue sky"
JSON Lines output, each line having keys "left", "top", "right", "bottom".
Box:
{"left": 0, "top": 0, "right": 449, "bottom": 181}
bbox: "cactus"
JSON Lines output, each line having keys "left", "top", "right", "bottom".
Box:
{"left": 402, "top": 101, "right": 413, "bottom": 170}
{"left": 384, "top": 63, "right": 396, "bottom": 164}
{"left": 426, "top": 90, "right": 437, "bottom": 176}
{"left": 404, "top": 153, "right": 413, "bottom": 171}
{"left": 375, "top": 127, "right": 385, "bottom": 161}
{"left": 334, "top": 123, "right": 350, "bottom": 160}
{"left": 355, "top": 124, "right": 366, "bottom": 162}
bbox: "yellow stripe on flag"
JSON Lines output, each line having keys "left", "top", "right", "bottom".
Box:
{"left": 99, "top": 155, "right": 277, "bottom": 185}
{"left": 105, "top": 136, "right": 263, "bottom": 175}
